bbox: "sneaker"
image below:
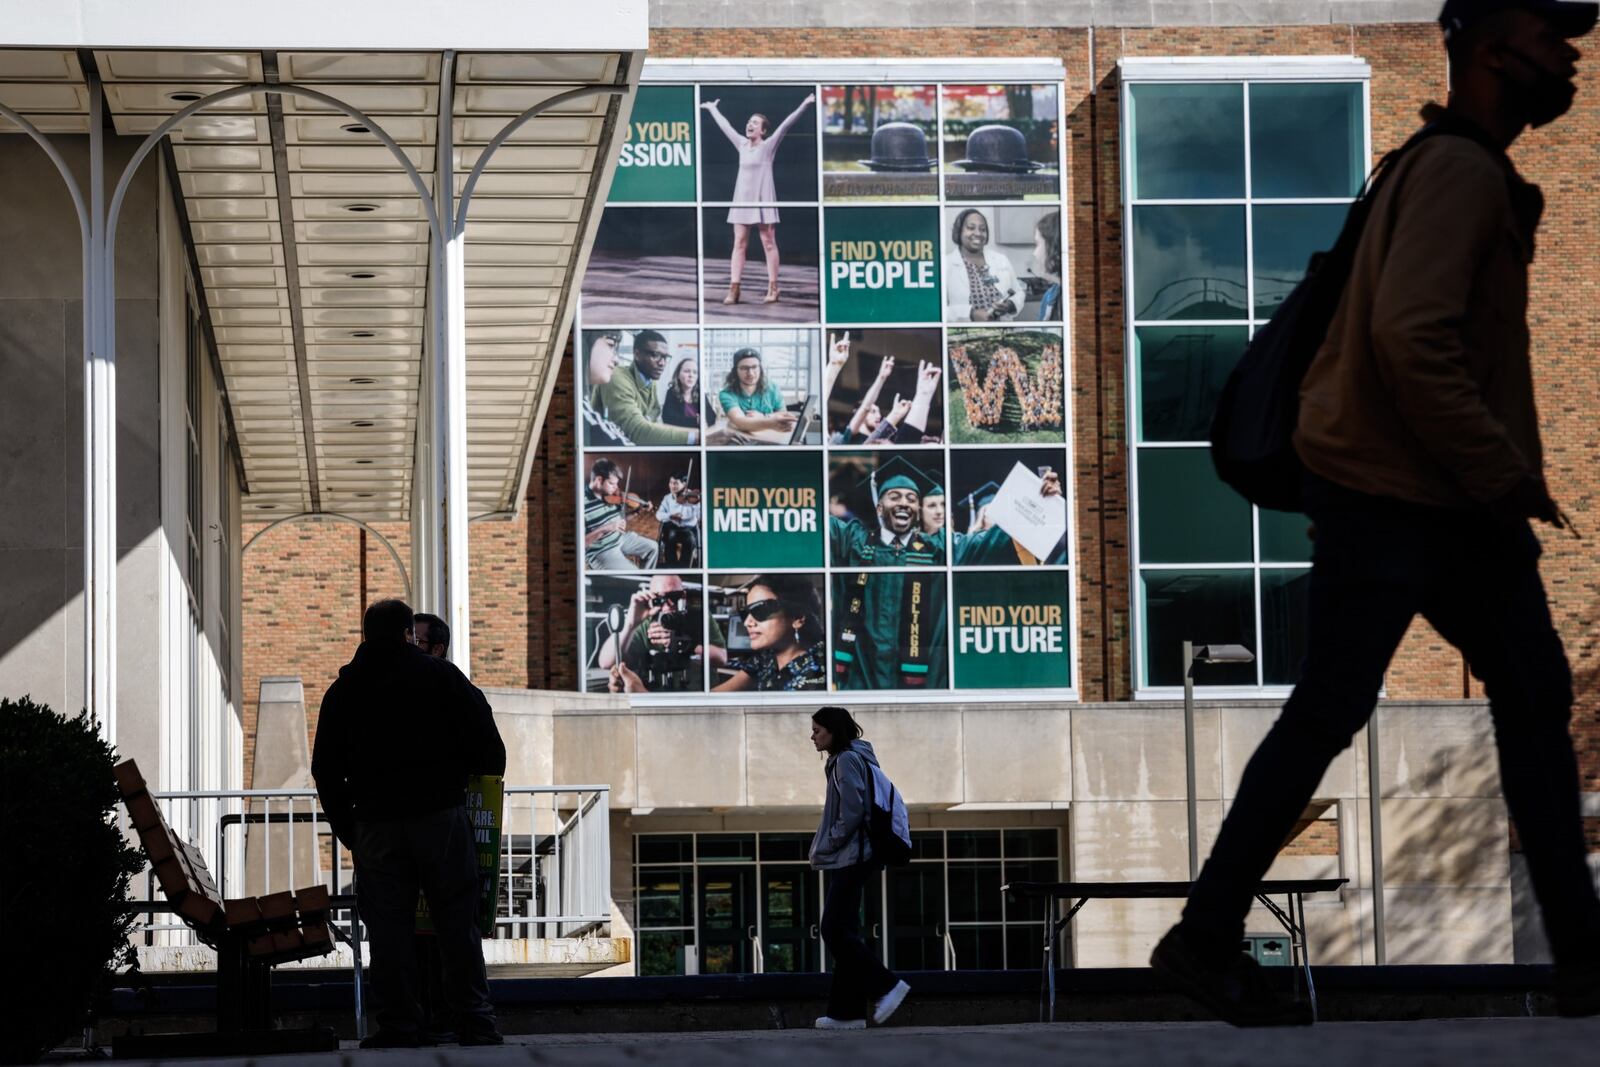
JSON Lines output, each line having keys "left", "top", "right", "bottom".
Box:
{"left": 872, "top": 980, "right": 911, "bottom": 1025}
{"left": 1554, "top": 958, "right": 1600, "bottom": 1017}
{"left": 358, "top": 1030, "right": 435, "bottom": 1049}
{"left": 814, "top": 1016, "right": 867, "bottom": 1030}
{"left": 1150, "top": 924, "right": 1313, "bottom": 1028}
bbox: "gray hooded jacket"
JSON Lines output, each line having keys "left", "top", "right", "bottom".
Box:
{"left": 809, "top": 739, "right": 879, "bottom": 870}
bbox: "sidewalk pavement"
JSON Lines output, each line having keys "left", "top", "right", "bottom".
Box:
{"left": 103, "top": 1018, "right": 1599, "bottom": 1066}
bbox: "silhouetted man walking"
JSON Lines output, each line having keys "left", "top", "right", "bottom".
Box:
{"left": 1155, "top": 0, "right": 1600, "bottom": 1025}
{"left": 313, "top": 599, "right": 507, "bottom": 1047}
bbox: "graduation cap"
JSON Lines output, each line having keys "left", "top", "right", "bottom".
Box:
{"left": 865, "top": 453, "right": 940, "bottom": 509}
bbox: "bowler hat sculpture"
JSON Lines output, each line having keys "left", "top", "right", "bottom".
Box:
{"left": 858, "top": 122, "right": 938, "bottom": 171}
{"left": 953, "top": 124, "right": 1043, "bottom": 173}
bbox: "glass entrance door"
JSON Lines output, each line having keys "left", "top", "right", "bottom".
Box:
{"left": 886, "top": 861, "right": 946, "bottom": 970}
{"left": 760, "top": 864, "right": 820, "bottom": 972}
{"left": 697, "top": 866, "right": 756, "bottom": 974}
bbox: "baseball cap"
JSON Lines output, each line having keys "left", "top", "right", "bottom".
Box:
{"left": 1439, "top": 0, "right": 1599, "bottom": 41}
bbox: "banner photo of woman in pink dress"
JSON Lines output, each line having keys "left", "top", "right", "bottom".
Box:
{"left": 699, "top": 86, "right": 817, "bottom": 308}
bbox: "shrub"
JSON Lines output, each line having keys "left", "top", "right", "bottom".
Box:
{"left": 0, "top": 696, "right": 143, "bottom": 1065}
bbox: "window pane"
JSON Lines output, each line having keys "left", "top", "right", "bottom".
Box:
{"left": 1007, "top": 926, "right": 1047, "bottom": 970}
{"left": 637, "top": 835, "right": 693, "bottom": 865}
{"left": 1137, "top": 447, "right": 1252, "bottom": 563}
{"left": 1135, "top": 325, "right": 1249, "bottom": 442}
{"left": 1003, "top": 860, "right": 1060, "bottom": 921}
{"left": 1003, "top": 829, "right": 1059, "bottom": 859}
{"left": 947, "top": 829, "right": 1002, "bottom": 859}
{"left": 696, "top": 833, "right": 756, "bottom": 862}
{"left": 1132, "top": 205, "right": 1247, "bottom": 321}
{"left": 909, "top": 831, "right": 945, "bottom": 860}
{"left": 947, "top": 862, "right": 1003, "bottom": 923}
{"left": 951, "top": 925, "right": 1006, "bottom": 969}
{"left": 1261, "top": 567, "right": 1312, "bottom": 685}
{"left": 639, "top": 930, "right": 690, "bottom": 976}
{"left": 1129, "top": 83, "right": 1245, "bottom": 200}
{"left": 1249, "top": 82, "right": 1364, "bottom": 199}
{"left": 1142, "top": 569, "right": 1257, "bottom": 687}
{"left": 1259, "top": 509, "right": 1313, "bottom": 563}
{"left": 637, "top": 867, "right": 692, "bottom": 926}
{"left": 1252, "top": 204, "right": 1349, "bottom": 319}
{"left": 759, "top": 833, "right": 812, "bottom": 862}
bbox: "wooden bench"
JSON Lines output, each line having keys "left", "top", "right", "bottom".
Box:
{"left": 1002, "top": 878, "right": 1348, "bottom": 1023}
{"left": 114, "top": 759, "right": 340, "bottom": 1053}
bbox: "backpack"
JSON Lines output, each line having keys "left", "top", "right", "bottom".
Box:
{"left": 1209, "top": 118, "right": 1495, "bottom": 512}
{"left": 849, "top": 754, "right": 912, "bottom": 867}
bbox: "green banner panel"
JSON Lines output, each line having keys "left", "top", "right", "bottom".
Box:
{"left": 609, "top": 85, "right": 697, "bottom": 203}
{"left": 823, "top": 206, "right": 941, "bottom": 323}
{"left": 952, "top": 571, "right": 1071, "bottom": 689}
{"left": 705, "top": 451, "right": 824, "bottom": 568}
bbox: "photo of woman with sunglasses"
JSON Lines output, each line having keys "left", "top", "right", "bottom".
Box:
{"left": 711, "top": 573, "right": 827, "bottom": 692}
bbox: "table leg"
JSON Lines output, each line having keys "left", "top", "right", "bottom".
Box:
{"left": 1295, "top": 891, "right": 1318, "bottom": 1021}
{"left": 1253, "top": 891, "right": 1317, "bottom": 1022}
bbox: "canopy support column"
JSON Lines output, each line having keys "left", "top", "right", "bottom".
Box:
{"left": 85, "top": 73, "right": 117, "bottom": 744}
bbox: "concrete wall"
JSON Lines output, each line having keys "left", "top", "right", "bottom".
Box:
{"left": 537, "top": 691, "right": 1514, "bottom": 966}
{"left": 0, "top": 134, "right": 163, "bottom": 772}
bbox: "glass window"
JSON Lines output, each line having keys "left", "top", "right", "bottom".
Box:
{"left": 1128, "top": 83, "right": 1245, "bottom": 200}
{"left": 637, "top": 834, "right": 693, "bottom": 865}
{"left": 1125, "top": 73, "right": 1366, "bottom": 690}
{"left": 1141, "top": 569, "right": 1257, "bottom": 687}
{"left": 639, "top": 930, "right": 691, "bottom": 977}
{"left": 1137, "top": 448, "right": 1252, "bottom": 564}
{"left": 1260, "top": 568, "right": 1312, "bottom": 685}
{"left": 1134, "top": 325, "right": 1249, "bottom": 443}
{"left": 947, "top": 829, "right": 1002, "bottom": 859}
{"left": 1131, "top": 205, "right": 1247, "bottom": 321}
{"left": 1252, "top": 203, "right": 1350, "bottom": 318}
{"left": 758, "top": 833, "right": 813, "bottom": 862}
{"left": 1249, "top": 82, "right": 1364, "bottom": 199}
{"left": 637, "top": 867, "right": 693, "bottom": 925}
{"left": 696, "top": 833, "right": 756, "bottom": 862}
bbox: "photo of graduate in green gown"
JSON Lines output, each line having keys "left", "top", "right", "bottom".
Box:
{"left": 828, "top": 455, "right": 948, "bottom": 689}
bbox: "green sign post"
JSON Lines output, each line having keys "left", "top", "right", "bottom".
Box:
{"left": 705, "top": 451, "right": 824, "bottom": 568}
{"left": 823, "top": 206, "right": 941, "bottom": 322}
{"left": 609, "top": 85, "right": 697, "bottom": 203}
{"left": 952, "top": 571, "right": 1071, "bottom": 689}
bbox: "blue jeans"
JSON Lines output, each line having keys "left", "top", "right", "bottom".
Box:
{"left": 1183, "top": 475, "right": 1598, "bottom": 964}
{"left": 820, "top": 862, "right": 898, "bottom": 1019}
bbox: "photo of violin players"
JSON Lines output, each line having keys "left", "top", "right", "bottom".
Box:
{"left": 582, "top": 452, "right": 705, "bottom": 572}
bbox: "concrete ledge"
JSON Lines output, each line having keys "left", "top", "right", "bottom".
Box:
{"left": 134, "top": 937, "right": 628, "bottom": 977}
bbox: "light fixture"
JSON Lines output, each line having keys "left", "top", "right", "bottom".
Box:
{"left": 349, "top": 330, "right": 377, "bottom": 339}
{"left": 348, "top": 377, "right": 377, "bottom": 385}
{"left": 343, "top": 203, "right": 380, "bottom": 213}
{"left": 166, "top": 90, "right": 204, "bottom": 103}
{"left": 340, "top": 122, "right": 371, "bottom": 134}
{"left": 354, "top": 459, "right": 375, "bottom": 465}
{"left": 355, "top": 492, "right": 375, "bottom": 498}
{"left": 351, "top": 420, "right": 375, "bottom": 427}
{"left": 1180, "top": 639, "right": 1258, "bottom": 881}
{"left": 256, "top": 503, "right": 277, "bottom": 509}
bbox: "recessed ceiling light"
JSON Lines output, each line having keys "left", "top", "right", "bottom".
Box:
{"left": 355, "top": 459, "right": 375, "bottom": 465}
{"left": 351, "top": 420, "right": 376, "bottom": 427}
{"left": 348, "top": 271, "right": 378, "bottom": 280}
{"left": 343, "top": 203, "right": 380, "bottom": 213}
{"left": 256, "top": 503, "right": 277, "bottom": 509}
{"left": 340, "top": 122, "right": 372, "bottom": 134}
{"left": 167, "top": 91, "right": 204, "bottom": 103}
{"left": 355, "top": 492, "right": 375, "bottom": 498}
{"left": 349, "top": 330, "right": 377, "bottom": 339}
{"left": 349, "top": 376, "right": 378, "bottom": 385}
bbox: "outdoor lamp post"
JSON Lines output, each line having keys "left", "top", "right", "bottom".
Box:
{"left": 1181, "top": 641, "right": 1255, "bottom": 880}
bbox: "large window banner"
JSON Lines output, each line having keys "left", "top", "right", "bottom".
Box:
{"left": 577, "top": 75, "right": 1071, "bottom": 697}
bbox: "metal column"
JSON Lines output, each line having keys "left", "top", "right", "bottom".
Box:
{"left": 85, "top": 75, "right": 117, "bottom": 744}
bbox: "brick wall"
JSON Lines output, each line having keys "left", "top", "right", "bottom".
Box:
{"left": 240, "top": 20, "right": 1599, "bottom": 790}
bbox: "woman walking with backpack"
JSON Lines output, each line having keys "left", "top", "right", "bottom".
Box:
{"left": 809, "top": 706, "right": 911, "bottom": 1030}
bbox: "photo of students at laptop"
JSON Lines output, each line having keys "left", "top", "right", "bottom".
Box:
{"left": 703, "top": 328, "right": 823, "bottom": 445}
{"left": 823, "top": 328, "right": 943, "bottom": 445}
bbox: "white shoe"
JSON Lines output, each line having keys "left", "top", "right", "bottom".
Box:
{"left": 872, "top": 979, "right": 911, "bottom": 1025}
{"left": 814, "top": 1016, "right": 867, "bottom": 1030}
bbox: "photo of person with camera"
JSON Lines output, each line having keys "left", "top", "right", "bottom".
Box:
{"left": 595, "top": 575, "right": 727, "bottom": 694}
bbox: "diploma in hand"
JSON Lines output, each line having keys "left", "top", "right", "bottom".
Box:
{"left": 987, "top": 462, "right": 1067, "bottom": 561}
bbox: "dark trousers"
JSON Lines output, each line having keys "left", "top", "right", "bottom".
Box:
{"left": 1183, "top": 476, "right": 1599, "bottom": 964}
{"left": 820, "top": 862, "right": 898, "bottom": 1020}
{"left": 661, "top": 522, "right": 698, "bottom": 568}
{"left": 354, "top": 807, "right": 497, "bottom": 1036}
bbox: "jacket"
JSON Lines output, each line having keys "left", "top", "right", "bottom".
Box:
{"left": 810, "top": 739, "right": 880, "bottom": 869}
{"left": 591, "top": 366, "right": 694, "bottom": 446}
{"left": 311, "top": 640, "right": 507, "bottom": 845}
{"left": 944, "top": 246, "right": 1023, "bottom": 322}
{"left": 1294, "top": 109, "right": 1547, "bottom": 509}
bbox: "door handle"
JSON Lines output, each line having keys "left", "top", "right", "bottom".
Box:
{"left": 809, "top": 923, "right": 819, "bottom": 939}
{"left": 871, "top": 923, "right": 880, "bottom": 939}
